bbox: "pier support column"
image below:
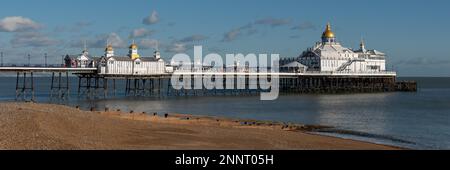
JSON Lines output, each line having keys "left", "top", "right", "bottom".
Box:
{"left": 50, "top": 72, "right": 70, "bottom": 99}
{"left": 15, "top": 72, "right": 35, "bottom": 102}
{"left": 15, "top": 72, "right": 19, "bottom": 100}
{"left": 77, "top": 74, "right": 97, "bottom": 98}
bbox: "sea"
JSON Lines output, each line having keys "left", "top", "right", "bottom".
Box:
{"left": 0, "top": 76, "right": 448, "bottom": 149}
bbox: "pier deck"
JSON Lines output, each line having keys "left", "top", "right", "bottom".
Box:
{"left": 0, "top": 66, "right": 414, "bottom": 101}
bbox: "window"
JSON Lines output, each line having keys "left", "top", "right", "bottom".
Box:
{"left": 367, "top": 65, "right": 380, "bottom": 70}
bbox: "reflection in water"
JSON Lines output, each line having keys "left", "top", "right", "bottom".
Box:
{"left": 315, "top": 93, "right": 393, "bottom": 133}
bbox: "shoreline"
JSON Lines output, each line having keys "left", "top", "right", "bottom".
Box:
{"left": 0, "top": 102, "right": 402, "bottom": 150}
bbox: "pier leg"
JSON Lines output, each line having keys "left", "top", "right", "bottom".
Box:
{"left": 50, "top": 72, "right": 55, "bottom": 97}
{"left": 125, "top": 78, "right": 129, "bottom": 95}
{"left": 78, "top": 76, "right": 81, "bottom": 96}
{"left": 66, "top": 72, "right": 69, "bottom": 98}
{"left": 103, "top": 78, "right": 108, "bottom": 98}
{"left": 113, "top": 79, "right": 116, "bottom": 96}
{"left": 58, "top": 72, "right": 62, "bottom": 98}
{"left": 87, "top": 77, "right": 91, "bottom": 97}
{"left": 31, "top": 72, "right": 35, "bottom": 102}
{"left": 134, "top": 79, "right": 138, "bottom": 96}
{"left": 94, "top": 77, "right": 99, "bottom": 97}
{"left": 15, "top": 72, "right": 19, "bottom": 100}
{"left": 158, "top": 78, "right": 161, "bottom": 97}
{"left": 167, "top": 78, "right": 171, "bottom": 96}
{"left": 22, "top": 72, "right": 26, "bottom": 100}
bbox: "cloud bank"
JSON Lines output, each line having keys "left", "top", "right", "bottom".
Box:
{"left": 142, "top": 11, "right": 159, "bottom": 25}
{"left": 0, "top": 16, "right": 41, "bottom": 32}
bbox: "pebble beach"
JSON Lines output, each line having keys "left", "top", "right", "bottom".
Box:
{"left": 0, "top": 102, "right": 399, "bottom": 150}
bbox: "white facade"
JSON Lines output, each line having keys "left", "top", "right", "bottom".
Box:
{"left": 101, "top": 58, "right": 165, "bottom": 75}
{"left": 299, "top": 23, "right": 387, "bottom": 73}
{"left": 77, "top": 50, "right": 90, "bottom": 68}
{"left": 64, "top": 47, "right": 97, "bottom": 68}
{"left": 98, "top": 44, "right": 166, "bottom": 75}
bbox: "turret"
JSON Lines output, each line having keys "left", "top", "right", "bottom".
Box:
{"left": 154, "top": 50, "right": 161, "bottom": 60}
{"left": 105, "top": 44, "right": 114, "bottom": 58}
{"left": 322, "top": 23, "right": 336, "bottom": 43}
{"left": 129, "top": 40, "right": 140, "bottom": 59}
{"left": 82, "top": 40, "right": 89, "bottom": 56}
{"left": 360, "top": 38, "right": 367, "bottom": 53}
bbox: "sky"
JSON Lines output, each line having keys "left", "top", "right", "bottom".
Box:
{"left": 0, "top": 0, "right": 449, "bottom": 76}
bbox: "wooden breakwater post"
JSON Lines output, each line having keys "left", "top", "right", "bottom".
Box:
{"left": 395, "top": 81, "right": 417, "bottom": 92}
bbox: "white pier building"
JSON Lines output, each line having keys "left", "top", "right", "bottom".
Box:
{"left": 98, "top": 42, "right": 166, "bottom": 75}
{"left": 297, "top": 23, "right": 387, "bottom": 73}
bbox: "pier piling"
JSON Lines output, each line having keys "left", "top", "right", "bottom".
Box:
{"left": 15, "top": 72, "right": 35, "bottom": 102}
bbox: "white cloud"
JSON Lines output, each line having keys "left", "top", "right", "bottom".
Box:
{"left": 223, "top": 29, "right": 240, "bottom": 42}
{"left": 165, "top": 42, "right": 187, "bottom": 53}
{"left": 105, "top": 33, "right": 126, "bottom": 48}
{"left": 10, "top": 32, "right": 58, "bottom": 47}
{"left": 179, "top": 34, "right": 208, "bottom": 43}
{"left": 139, "top": 39, "right": 159, "bottom": 50}
{"left": 291, "top": 21, "right": 316, "bottom": 31}
{"left": 222, "top": 23, "right": 254, "bottom": 42}
{"left": 70, "top": 32, "right": 126, "bottom": 49}
{"left": 130, "top": 28, "right": 153, "bottom": 38}
{"left": 0, "top": 16, "right": 41, "bottom": 32}
{"left": 255, "top": 17, "right": 291, "bottom": 27}
{"left": 142, "top": 10, "right": 159, "bottom": 25}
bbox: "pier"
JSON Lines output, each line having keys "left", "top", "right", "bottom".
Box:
{"left": 0, "top": 22, "right": 418, "bottom": 101}
{"left": 0, "top": 66, "right": 413, "bottom": 101}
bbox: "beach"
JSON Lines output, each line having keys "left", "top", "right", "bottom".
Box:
{"left": 0, "top": 102, "right": 399, "bottom": 150}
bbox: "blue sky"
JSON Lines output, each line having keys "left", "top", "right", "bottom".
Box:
{"left": 0, "top": 0, "right": 449, "bottom": 76}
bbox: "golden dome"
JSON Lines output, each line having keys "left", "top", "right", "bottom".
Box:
{"left": 130, "top": 43, "right": 138, "bottom": 49}
{"left": 322, "top": 23, "right": 335, "bottom": 38}
{"left": 105, "top": 45, "right": 114, "bottom": 51}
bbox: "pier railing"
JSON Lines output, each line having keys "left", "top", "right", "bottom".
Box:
{"left": 172, "top": 67, "right": 397, "bottom": 76}
{"left": 0, "top": 66, "right": 97, "bottom": 73}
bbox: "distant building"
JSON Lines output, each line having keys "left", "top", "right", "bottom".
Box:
{"left": 98, "top": 42, "right": 165, "bottom": 75}
{"left": 298, "top": 23, "right": 386, "bottom": 72}
{"left": 64, "top": 47, "right": 97, "bottom": 68}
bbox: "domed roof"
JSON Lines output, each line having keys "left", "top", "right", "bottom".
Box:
{"left": 130, "top": 43, "right": 138, "bottom": 49}
{"left": 105, "top": 45, "right": 114, "bottom": 51}
{"left": 322, "top": 23, "right": 335, "bottom": 38}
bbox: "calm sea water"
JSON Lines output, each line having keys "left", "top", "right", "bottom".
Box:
{"left": 0, "top": 76, "right": 449, "bottom": 149}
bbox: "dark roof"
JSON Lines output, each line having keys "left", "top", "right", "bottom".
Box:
{"left": 139, "top": 57, "right": 159, "bottom": 62}
{"left": 108, "top": 56, "right": 131, "bottom": 61}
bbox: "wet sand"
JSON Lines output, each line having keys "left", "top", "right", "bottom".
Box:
{"left": 0, "top": 102, "right": 399, "bottom": 150}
